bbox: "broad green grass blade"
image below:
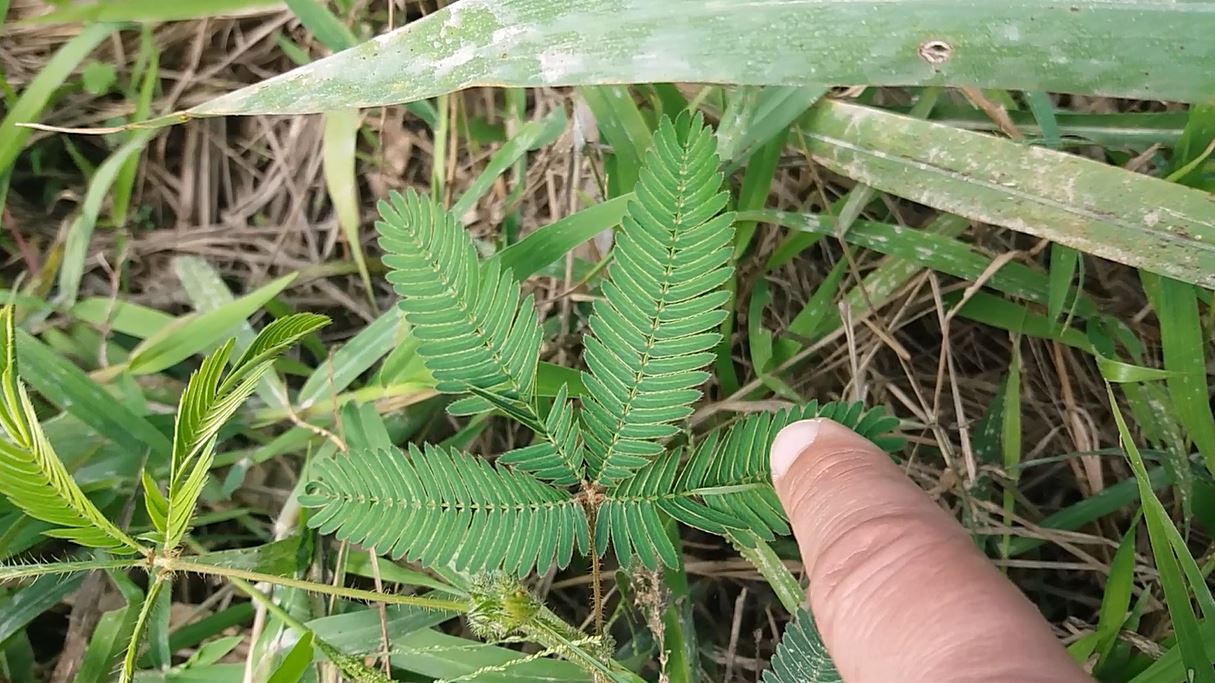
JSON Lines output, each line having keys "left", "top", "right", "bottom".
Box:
{"left": 798, "top": 100, "right": 1215, "bottom": 288}
{"left": 22, "top": 0, "right": 278, "bottom": 24}
{"left": 740, "top": 210, "right": 1096, "bottom": 316}
{"left": 75, "top": 600, "right": 141, "bottom": 683}
{"left": 452, "top": 107, "right": 566, "bottom": 218}
{"left": 0, "top": 574, "right": 85, "bottom": 644}
{"left": 322, "top": 109, "right": 374, "bottom": 306}
{"left": 0, "top": 24, "right": 113, "bottom": 174}
{"left": 127, "top": 273, "right": 296, "bottom": 375}
{"left": 183, "top": 0, "right": 1215, "bottom": 119}
{"left": 57, "top": 130, "right": 156, "bottom": 307}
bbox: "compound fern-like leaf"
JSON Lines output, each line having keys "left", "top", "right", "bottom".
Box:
{"left": 377, "top": 191, "right": 584, "bottom": 484}
{"left": 0, "top": 306, "right": 142, "bottom": 553}
{"left": 600, "top": 401, "right": 900, "bottom": 568}
{"left": 301, "top": 445, "right": 589, "bottom": 576}
{"left": 584, "top": 113, "right": 735, "bottom": 486}
{"left": 163, "top": 313, "right": 328, "bottom": 548}
{"left": 377, "top": 190, "right": 542, "bottom": 400}
{"left": 762, "top": 608, "right": 841, "bottom": 683}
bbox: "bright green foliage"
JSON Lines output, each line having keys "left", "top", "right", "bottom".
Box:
{"left": 158, "top": 313, "right": 330, "bottom": 548}
{"left": 598, "top": 402, "right": 901, "bottom": 569}
{"left": 301, "top": 445, "right": 589, "bottom": 576}
{"left": 304, "top": 114, "right": 902, "bottom": 581}
{"left": 377, "top": 189, "right": 542, "bottom": 399}
{"left": 0, "top": 306, "right": 141, "bottom": 553}
{"left": 582, "top": 113, "right": 735, "bottom": 485}
{"left": 762, "top": 609, "right": 841, "bottom": 683}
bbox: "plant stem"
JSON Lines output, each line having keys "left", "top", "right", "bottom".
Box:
{"left": 121, "top": 574, "right": 165, "bottom": 683}
{"left": 0, "top": 556, "right": 141, "bottom": 581}
{"left": 165, "top": 557, "right": 467, "bottom": 613}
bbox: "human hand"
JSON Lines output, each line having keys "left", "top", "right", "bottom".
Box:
{"left": 769, "top": 418, "right": 1094, "bottom": 682}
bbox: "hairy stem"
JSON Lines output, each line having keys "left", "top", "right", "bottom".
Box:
{"left": 0, "top": 557, "right": 141, "bottom": 582}
{"left": 165, "top": 558, "right": 467, "bottom": 612}
{"left": 121, "top": 575, "right": 165, "bottom": 683}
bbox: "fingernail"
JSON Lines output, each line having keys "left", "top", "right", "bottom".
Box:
{"left": 770, "top": 419, "right": 824, "bottom": 479}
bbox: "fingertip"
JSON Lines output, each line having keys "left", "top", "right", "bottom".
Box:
{"left": 769, "top": 418, "right": 826, "bottom": 480}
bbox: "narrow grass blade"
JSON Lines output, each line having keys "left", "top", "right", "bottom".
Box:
{"left": 173, "top": 256, "right": 289, "bottom": 409}
{"left": 1004, "top": 459, "right": 1172, "bottom": 557}
{"left": 948, "top": 292, "right": 1093, "bottom": 352}
{"left": 322, "top": 109, "right": 374, "bottom": 305}
{"left": 922, "top": 109, "right": 1188, "bottom": 148}
{"left": 266, "top": 632, "right": 314, "bottom": 683}
{"left": 22, "top": 0, "right": 278, "bottom": 24}
{"left": 15, "top": 329, "right": 170, "bottom": 455}
{"left": 798, "top": 100, "right": 1215, "bottom": 288}
{"left": 1093, "top": 524, "right": 1138, "bottom": 671}
{"left": 1047, "top": 244, "right": 1079, "bottom": 324}
{"left": 452, "top": 107, "right": 566, "bottom": 218}
{"left": 285, "top": 0, "right": 358, "bottom": 51}
{"left": 127, "top": 273, "right": 296, "bottom": 375}
{"left": 999, "top": 343, "right": 1022, "bottom": 560}
{"left": 0, "top": 24, "right": 113, "bottom": 173}
{"left": 299, "top": 307, "right": 407, "bottom": 409}
{"left": 1106, "top": 385, "right": 1215, "bottom": 683}
{"left": 111, "top": 27, "right": 158, "bottom": 227}
{"left": 184, "top": 0, "right": 1215, "bottom": 119}
{"left": 72, "top": 298, "right": 174, "bottom": 339}
{"left": 578, "top": 86, "right": 652, "bottom": 195}
{"left": 1141, "top": 274, "right": 1215, "bottom": 476}
{"left": 57, "top": 130, "right": 156, "bottom": 307}
{"left": 1095, "top": 356, "right": 1177, "bottom": 384}
{"left": 725, "top": 86, "right": 826, "bottom": 167}
{"left": 494, "top": 195, "right": 629, "bottom": 278}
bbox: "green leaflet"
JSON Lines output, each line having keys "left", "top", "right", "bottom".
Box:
{"left": 762, "top": 608, "right": 841, "bottom": 683}
{"left": 599, "top": 401, "right": 901, "bottom": 570}
{"left": 0, "top": 306, "right": 141, "bottom": 553}
{"left": 161, "top": 313, "right": 329, "bottom": 548}
{"left": 583, "top": 113, "right": 735, "bottom": 485}
{"left": 375, "top": 191, "right": 583, "bottom": 485}
{"left": 300, "top": 444, "right": 589, "bottom": 577}
{"left": 377, "top": 189, "right": 542, "bottom": 398}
